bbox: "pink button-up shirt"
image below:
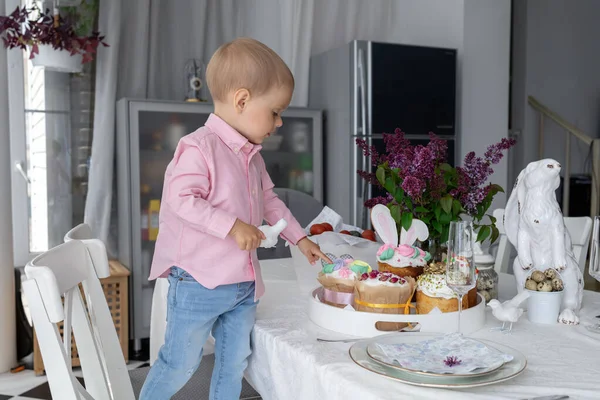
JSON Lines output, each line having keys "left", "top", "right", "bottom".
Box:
{"left": 149, "top": 114, "right": 306, "bottom": 299}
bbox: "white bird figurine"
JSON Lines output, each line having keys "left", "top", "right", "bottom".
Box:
{"left": 487, "top": 290, "right": 530, "bottom": 333}
{"left": 258, "top": 219, "right": 288, "bottom": 248}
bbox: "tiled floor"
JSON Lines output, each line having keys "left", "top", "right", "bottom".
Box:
{"left": 0, "top": 360, "right": 148, "bottom": 400}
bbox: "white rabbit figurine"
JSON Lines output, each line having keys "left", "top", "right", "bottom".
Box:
{"left": 371, "top": 204, "right": 431, "bottom": 276}
{"left": 258, "top": 219, "right": 288, "bottom": 248}
{"left": 504, "top": 158, "right": 583, "bottom": 325}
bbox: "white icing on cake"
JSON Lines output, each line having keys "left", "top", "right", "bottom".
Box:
{"left": 377, "top": 254, "right": 428, "bottom": 269}
{"left": 417, "top": 273, "right": 457, "bottom": 299}
{"left": 325, "top": 269, "right": 357, "bottom": 281}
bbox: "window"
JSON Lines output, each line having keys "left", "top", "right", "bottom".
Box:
{"left": 7, "top": 0, "right": 95, "bottom": 265}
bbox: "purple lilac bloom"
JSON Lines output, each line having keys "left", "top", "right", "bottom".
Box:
{"left": 364, "top": 195, "right": 392, "bottom": 208}
{"left": 401, "top": 176, "right": 426, "bottom": 199}
{"left": 356, "top": 127, "right": 515, "bottom": 215}
{"left": 356, "top": 170, "right": 380, "bottom": 187}
{"left": 484, "top": 138, "right": 516, "bottom": 164}
{"left": 444, "top": 356, "right": 462, "bottom": 367}
{"left": 356, "top": 138, "right": 381, "bottom": 166}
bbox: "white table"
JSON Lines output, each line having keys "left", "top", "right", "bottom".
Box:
{"left": 245, "top": 259, "right": 600, "bottom": 400}
{"left": 150, "top": 259, "right": 600, "bottom": 399}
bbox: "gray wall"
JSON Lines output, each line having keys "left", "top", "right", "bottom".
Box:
{"left": 462, "top": 0, "right": 512, "bottom": 210}
{"left": 511, "top": 0, "right": 600, "bottom": 184}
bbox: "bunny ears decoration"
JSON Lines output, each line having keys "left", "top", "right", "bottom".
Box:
{"left": 370, "top": 204, "right": 429, "bottom": 246}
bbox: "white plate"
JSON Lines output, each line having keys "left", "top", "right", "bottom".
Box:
{"left": 350, "top": 333, "right": 527, "bottom": 388}
{"left": 365, "top": 333, "right": 509, "bottom": 377}
{"left": 366, "top": 341, "right": 505, "bottom": 378}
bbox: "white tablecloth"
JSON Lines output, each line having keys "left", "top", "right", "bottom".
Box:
{"left": 244, "top": 259, "right": 600, "bottom": 400}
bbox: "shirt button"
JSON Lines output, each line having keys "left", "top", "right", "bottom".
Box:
{"left": 252, "top": 189, "right": 256, "bottom": 195}
{"left": 233, "top": 147, "right": 239, "bottom": 153}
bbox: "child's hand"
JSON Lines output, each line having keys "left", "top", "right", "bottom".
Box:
{"left": 297, "top": 237, "right": 332, "bottom": 265}
{"left": 229, "top": 219, "right": 266, "bottom": 251}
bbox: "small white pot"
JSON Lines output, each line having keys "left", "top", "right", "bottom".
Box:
{"left": 30, "top": 44, "right": 83, "bottom": 73}
{"left": 526, "top": 289, "right": 563, "bottom": 324}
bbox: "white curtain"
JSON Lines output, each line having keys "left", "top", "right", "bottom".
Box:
{"left": 86, "top": 0, "right": 464, "bottom": 252}
{"left": 0, "top": 0, "right": 17, "bottom": 373}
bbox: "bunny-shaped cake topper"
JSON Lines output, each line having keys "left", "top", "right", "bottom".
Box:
{"left": 504, "top": 158, "right": 583, "bottom": 325}
{"left": 371, "top": 204, "right": 431, "bottom": 278}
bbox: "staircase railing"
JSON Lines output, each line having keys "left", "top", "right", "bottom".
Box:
{"left": 528, "top": 96, "right": 600, "bottom": 217}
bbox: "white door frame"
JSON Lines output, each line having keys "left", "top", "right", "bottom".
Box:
{"left": 6, "top": 0, "right": 33, "bottom": 267}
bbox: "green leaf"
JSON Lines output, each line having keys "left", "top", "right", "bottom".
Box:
{"left": 440, "top": 225, "right": 450, "bottom": 243}
{"left": 432, "top": 220, "right": 442, "bottom": 233}
{"left": 490, "top": 225, "right": 500, "bottom": 244}
{"left": 439, "top": 163, "right": 453, "bottom": 172}
{"left": 405, "top": 197, "right": 414, "bottom": 211}
{"left": 421, "top": 214, "right": 432, "bottom": 224}
{"left": 384, "top": 177, "right": 395, "bottom": 193}
{"left": 439, "top": 211, "right": 453, "bottom": 224}
{"left": 452, "top": 199, "right": 462, "bottom": 216}
{"left": 376, "top": 167, "right": 386, "bottom": 186}
{"left": 401, "top": 212, "right": 413, "bottom": 232}
{"left": 415, "top": 206, "right": 429, "bottom": 213}
{"left": 487, "top": 214, "right": 497, "bottom": 224}
{"left": 440, "top": 195, "right": 453, "bottom": 214}
{"left": 489, "top": 184, "right": 504, "bottom": 194}
{"left": 476, "top": 226, "right": 491, "bottom": 243}
{"left": 389, "top": 204, "right": 402, "bottom": 224}
{"left": 393, "top": 188, "right": 405, "bottom": 204}
{"left": 434, "top": 204, "right": 441, "bottom": 220}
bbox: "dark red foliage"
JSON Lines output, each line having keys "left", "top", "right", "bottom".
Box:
{"left": 0, "top": 6, "right": 108, "bottom": 63}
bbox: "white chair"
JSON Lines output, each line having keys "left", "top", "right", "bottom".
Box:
{"left": 150, "top": 277, "right": 169, "bottom": 366}
{"left": 492, "top": 208, "right": 511, "bottom": 273}
{"left": 564, "top": 216, "right": 593, "bottom": 272}
{"left": 64, "top": 223, "right": 94, "bottom": 242}
{"left": 493, "top": 208, "right": 592, "bottom": 274}
{"left": 64, "top": 224, "right": 108, "bottom": 275}
{"left": 23, "top": 240, "right": 135, "bottom": 400}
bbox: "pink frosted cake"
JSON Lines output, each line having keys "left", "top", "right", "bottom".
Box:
{"left": 317, "top": 254, "right": 372, "bottom": 308}
{"left": 377, "top": 244, "right": 431, "bottom": 279}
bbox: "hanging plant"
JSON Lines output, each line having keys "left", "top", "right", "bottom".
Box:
{"left": 0, "top": 2, "right": 108, "bottom": 64}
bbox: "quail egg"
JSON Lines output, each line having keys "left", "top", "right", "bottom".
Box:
{"left": 537, "top": 280, "right": 553, "bottom": 292}
{"left": 551, "top": 277, "right": 564, "bottom": 291}
{"left": 531, "top": 270, "right": 546, "bottom": 283}
{"left": 544, "top": 268, "right": 557, "bottom": 280}
{"left": 480, "top": 290, "right": 492, "bottom": 303}
{"left": 525, "top": 279, "right": 538, "bottom": 291}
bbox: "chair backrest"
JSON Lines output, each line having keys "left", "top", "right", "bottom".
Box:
{"left": 64, "top": 223, "right": 110, "bottom": 279}
{"left": 256, "top": 188, "right": 322, "bottom": 260}
{"left": 64, "top": 223, "right": 94, "bottom": 241}
{"left": 493, "top": 209, "right": 592, "bottom": 274}
{"left": 23, "top": 240, "right": 135, "bottom": 400}
{"left": 493, "top": 208, "right": 511, "bottom": 273}
{"left": 564, "top": 216, "right": 593, "bottom": 272}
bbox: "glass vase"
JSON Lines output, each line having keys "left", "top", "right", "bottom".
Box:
{"left": 419, "top": 238, "right": 447, "bottom": 263}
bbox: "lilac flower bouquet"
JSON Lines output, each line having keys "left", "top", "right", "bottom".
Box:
{"left": 357, "top": 129, "right": 515, "bottom": 243}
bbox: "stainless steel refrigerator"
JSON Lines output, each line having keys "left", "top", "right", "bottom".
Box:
{"left": 116, "top": 98, "right": 322, "bottom": 343}
{"left": 309, "top": 40, "right": 457, "bottom": 228}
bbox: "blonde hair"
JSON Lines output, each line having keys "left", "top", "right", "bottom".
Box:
{"left": 206, "top": 37, "right": 294, "bottom": 102}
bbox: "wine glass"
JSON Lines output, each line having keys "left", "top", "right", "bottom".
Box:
{"left": 586, "top": 216, "right": 600, "bottom": 333}
{"left": 446, "top": 221, "right": 477, "bottom": 333}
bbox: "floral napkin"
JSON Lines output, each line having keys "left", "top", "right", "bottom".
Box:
{"left": 374, "top": 333, "right": 513, "bottom": 374}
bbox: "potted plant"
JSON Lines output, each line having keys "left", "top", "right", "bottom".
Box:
{"left": 0, "top": 1, "right": 107, "bottom": 73}
{"left": 356, "top": 129, "right": 515, "bottom": 258}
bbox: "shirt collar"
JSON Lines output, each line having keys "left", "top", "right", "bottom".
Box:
{"left": 205, "top": 113, "right": 261, "bottom": 155}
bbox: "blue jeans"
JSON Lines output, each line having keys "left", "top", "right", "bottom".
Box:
{"left": 140, "top": 267, "right": 258, "bottom": 400}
